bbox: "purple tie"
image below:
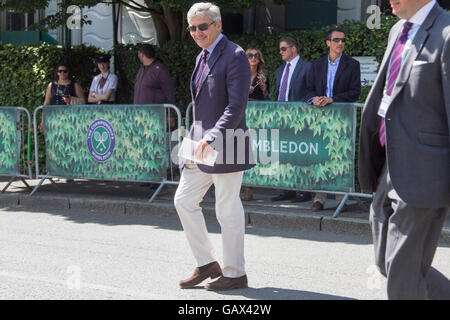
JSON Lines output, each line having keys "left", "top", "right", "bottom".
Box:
{"left": 379, "top": 21, "right": 413, "bottom": 147}
{"left": 195, "top": 49, "right": 209, "bottom": 94}
{"left": 278, "top": 63, "right": 291, "bottom": 101}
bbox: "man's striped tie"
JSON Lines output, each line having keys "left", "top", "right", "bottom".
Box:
{"left": 379, "top": 21, "right": 413, "bottom": 147}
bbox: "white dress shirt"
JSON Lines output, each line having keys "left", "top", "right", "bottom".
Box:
{"left": 89, "top": 71, "right": 118, "bottom": 104}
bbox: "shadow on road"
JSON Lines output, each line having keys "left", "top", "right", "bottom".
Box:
{"left": 208, "top": 286, "right": 356, "bottom": 300}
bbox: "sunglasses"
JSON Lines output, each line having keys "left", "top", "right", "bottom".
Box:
{"left": 57, "top": 69, "right": 68, "bottom": 73}
{"left": 279, "top": 45, "right": 293, "bottom": 52}
{"left": 187, "top": 22, "right": 214, "bottom": 33}
{"left": 329, "top": 38, "right": 346, "bottom": 43}
{"left": 247, "top": 53, "right": 260, "bottom": 59}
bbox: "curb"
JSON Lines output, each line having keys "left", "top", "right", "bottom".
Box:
{"left": 1, "top": 193, "right": 449, "bottom": 245}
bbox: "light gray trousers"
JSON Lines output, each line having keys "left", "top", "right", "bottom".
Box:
{"left": 370, "top": 164, "right": 450, "bottom": 300}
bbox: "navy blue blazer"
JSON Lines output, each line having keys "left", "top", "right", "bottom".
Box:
{"left": 306, "top": 54, "right": 361, "bottom": 102}
{"left": 188, "top": 35, "right": 254, "bottom": 174}
{"left": 274, "top": 57, "right": 311, "bottom": 102}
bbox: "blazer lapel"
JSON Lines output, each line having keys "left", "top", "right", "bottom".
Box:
{"left": 288, "top": 58, "right": 303, "bottom": 98}
{"left": 321, "top": 57, "right": 328, "bottom": 95}
{"left": 377, "top": 21, "right": 403, "bottom": 86}
{"left": 194, "top": 35, "right": 227, "bottom": 100}
{"left": 389, "top": 4, "right": 439, "bottom": 101}
{"left": 333, "top": 55, "right": 347, "bottom": 88}
{"left": 191, "top": 53, "right": 202, "bottom": 101}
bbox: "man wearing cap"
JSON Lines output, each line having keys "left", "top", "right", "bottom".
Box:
{"left": 88, "top": 54, "right": 118, "bottom": 104}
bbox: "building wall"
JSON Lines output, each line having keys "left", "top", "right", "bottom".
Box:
{"left": 245, "top": 0, "right": 380, "bottom": 35}
{"left": 43, "top": 0, "right": 157, "bottom": 51}
{"left": 0, "top": 11, "right": 7, "bottom": 31}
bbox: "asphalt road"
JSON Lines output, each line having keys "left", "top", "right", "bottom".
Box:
{"left": 1, "top": 207, "right": 449, "bottom": 300}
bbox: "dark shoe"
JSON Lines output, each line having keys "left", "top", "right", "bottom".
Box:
{"left": 179, "top": 261, "right": 222, "bottom": 289}
{"left": 243, "top": 187, "right": 253, "bottom": 201}
{"left": 291, "top": 192, "right": 312, "bottom": 202}
{"left": 311, "top": 201, "right": 324, "bottom": 212}
{"left": 140, "top": 183, "right": 158, "bottom": 189}
{"left": 205, "top": 275, "right": 248, "bottom": 291}
{"left": 271, "top": 190, "right": 296, "bottom": 201}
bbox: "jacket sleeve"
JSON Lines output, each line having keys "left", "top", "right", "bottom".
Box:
{"left": 333, "top": 59, "right": 361, "bottom": 102}
{"left": 203, "top": 47, "right": 251, "bottom": 144}
{"left": 442, "top": 30, "right": 450, "bottom": 146}
{"left": 305, "top": 60, "right": 318, "bottom": 102}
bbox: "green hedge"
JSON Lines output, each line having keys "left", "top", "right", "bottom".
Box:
{"left": 0, "top": 44, "right": 103, "bottom": 172}
{"left": 0, "top": 14, "right": 398, "bottom": 183}
{"left": 0, "top": 15, "right": 397, "bottom": 117}
{"left": 114, "top": 14, "right": 397, "bottom": 110}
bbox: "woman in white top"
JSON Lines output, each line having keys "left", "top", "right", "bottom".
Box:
{"left": 88, "top": 54, "right": 118, "bottom": 104}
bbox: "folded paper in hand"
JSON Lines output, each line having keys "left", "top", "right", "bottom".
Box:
{"left": 178, "top": 137, "right": 218, "bottom": 167}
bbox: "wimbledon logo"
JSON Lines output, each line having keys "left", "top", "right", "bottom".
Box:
{"left": 87, "top": 119, "right": 115, "bottom": 162}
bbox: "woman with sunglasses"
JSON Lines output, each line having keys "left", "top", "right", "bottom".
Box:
{"left": 243, "top": 48, "right": 270, "bottom": 201}
{"left": 246, "top": 48, "right": 270, "bottom": 101}
{"left": 39, "top": 63, "right": 86, "bottom": 131}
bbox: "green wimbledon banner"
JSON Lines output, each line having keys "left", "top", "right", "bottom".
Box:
{"left": 243, "top": 102, "right": 356, "bottom": 192}
{"left": 44, "top": 105, "right": 167, "bottom": 182}
{"left": 0, "top": 107, "right": 20, "bottom": 176}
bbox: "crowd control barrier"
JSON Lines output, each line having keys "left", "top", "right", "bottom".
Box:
{"left": 31, "top": 104, "right": 182, "bottom": 202}
{"left": 186, "top": 101, "right": 372, "bottom": 217}
{"left": 0, "top": 106, "right": 33, "bottom": 192}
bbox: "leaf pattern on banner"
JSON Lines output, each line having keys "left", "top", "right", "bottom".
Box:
{"left": 44, "top": 105, "right": 167, "bottom": 182}
{"left": 0, "top": 108, "right": 19, "bottom": 176}
{"left": 243, "top": 102, "right": 355, "bottom": 192}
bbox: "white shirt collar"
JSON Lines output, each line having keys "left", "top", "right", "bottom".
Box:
{"left": 406, "top": 0, "right": 436, "bottom": 26}
{"left": 100, "top": 71, "right": 110, "bottom": 79}
{"left": 286, "top": 54, "right": 300, "bottom": 69}
{"left": 328, "top": 54, "right": 342, "bottom": 65}
{"left": 206, "top": 33, "right": 224, "bottom": 55}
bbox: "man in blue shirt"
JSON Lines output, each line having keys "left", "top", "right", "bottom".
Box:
{"left": 306, "top": 27, "right": 361, "bottom": 211}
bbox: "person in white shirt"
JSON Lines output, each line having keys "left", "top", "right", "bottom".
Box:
{"left": 88, "top": 54, "right": 118, "bottom": 104}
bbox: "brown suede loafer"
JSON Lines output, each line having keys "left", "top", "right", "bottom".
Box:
{"left": 205, "top": 275, "right": 248, "bottom": 291}
{"left": 179, "top": 261, "right": 222, "bottom": 289}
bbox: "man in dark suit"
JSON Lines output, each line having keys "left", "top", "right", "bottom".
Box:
{"left": 359, "top": 0, "right": 450, "bottom": 299}
{"left": 174, "top": 2, "right": 254, "bottom": 291}
{"left": 306, "top": 27, "right": 361, "bottom": 212}
{"left": 272, "top": 37, "right": 313, "bottom": 203}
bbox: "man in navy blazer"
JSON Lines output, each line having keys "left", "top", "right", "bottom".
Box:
{"left": 271, "top": 37, "right": 313, "bottom": 203}
{"left": 174, "top": 2, "right": 253, "bottom": 292}
{"left": 274, "top": 37, "right": 311, "bottom": 103}
{"left": 306, "top": 27, "right": 361, "bottom": 212}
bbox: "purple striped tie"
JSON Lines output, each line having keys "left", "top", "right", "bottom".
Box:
{"left": 195, "top": 49, "right": 208, "bottom": 94}
{"left": 379, "top": 21, "right": 413, "bottom": 147}
{"left": 278, "top": 63, "right": 291, "bottom": 101}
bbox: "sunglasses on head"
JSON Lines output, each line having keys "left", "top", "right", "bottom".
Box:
{"left": 279, "top": 45, "right": 293, "bottom": 52}
{"left": 247, "top": 53, "right": 260, "bottom": 59}
{"left": 187, "top": 22, "right": 214, "bottom": 33}
{"left": 329, "top": 38, "right": 346, "bottom": 43}
{"left": 58, "top": 69, "right": 68, "bottom": 73}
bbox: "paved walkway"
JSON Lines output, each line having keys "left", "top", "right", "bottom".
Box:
{"left": 0, "top": 177, "right": 449, "bottom": 244}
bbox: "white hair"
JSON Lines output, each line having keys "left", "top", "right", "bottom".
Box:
{"left": 187, "top": 2, "right": 221, "bottom": 23}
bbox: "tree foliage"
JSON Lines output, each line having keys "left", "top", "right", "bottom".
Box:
{"left": 1, "top": 0, "right": 288, "bottom": 45}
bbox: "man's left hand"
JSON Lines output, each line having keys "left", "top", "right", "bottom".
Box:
{"left": 319, "top": 97, "right": 333, "bottom": 107}
{"left": 193, "top": 139, "right": 214, "bottom": 161}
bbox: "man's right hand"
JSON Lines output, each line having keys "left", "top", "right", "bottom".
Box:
{"left": 312, "top": 96, "right": 325, "bottom": 106}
